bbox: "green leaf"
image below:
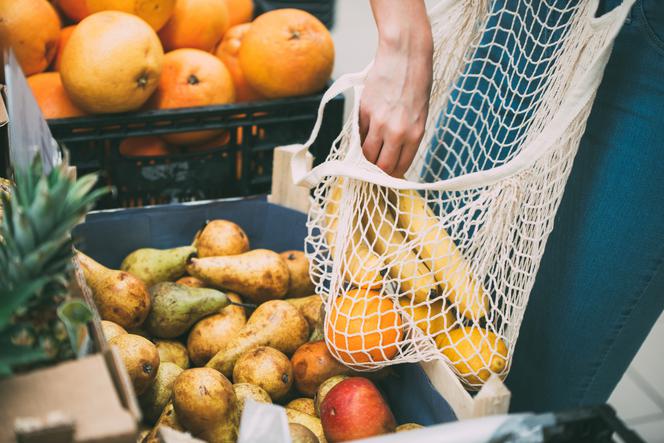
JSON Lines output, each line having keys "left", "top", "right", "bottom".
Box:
{"left": 0, "top": 277, "right": 50, "bottom": 328}
{"left": 0, "top": 331, "right": 49, "bottom": 375}
{"left": 57, "top": 300, "right": 93, "bottom": 358}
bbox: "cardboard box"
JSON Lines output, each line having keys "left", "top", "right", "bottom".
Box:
{"left": 0, "top": 268, "right": 141, "bottom": 443}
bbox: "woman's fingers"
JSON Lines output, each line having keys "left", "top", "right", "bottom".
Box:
{"left": 375, "top": 126, "right": 405, "bottom": 175}
{"left": 359, "top": 103, "right": 370, "bottom": 144}
{"left": 362, "top": 118, "right": 383, "bottom": 164}
{"left": 393, "top": 126, "right": 425, "bottom": 177}
{"left": 361, "top": 113, "right": 421, "bottom": 176}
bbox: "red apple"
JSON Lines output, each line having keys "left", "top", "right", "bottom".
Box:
{"left": 320, "top": 377, "right": 396, "bottom": 442}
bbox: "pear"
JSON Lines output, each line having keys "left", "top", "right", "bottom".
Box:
{"left": 281, "top": 250, "right": 315, "bottom": 298}
{"left": 77, "top": 252, "right": 151, "bottom": 330}
{"left": 145, "top": 401, "right": 184, "bottom": 443}
{"left": 109, "top": 333, "right": 160, "bottom": 395}
{"left": 175, "top": 276, "right": 206, "bottom": 288}
{"left": 287, "top": 295, "right": 323, "bottom": 331}
{"left": 139, "top": 361, "right": 184, "bottom": 424}
{"left": 187, "top": 293, "right": 246, "bottom": 366}
{"left": 186, "top": 249, "right": 290, "bottom": 303}
{"left": 232, "top": 383, "right": 272, "bottom": 417}
{"left": 121, "top": 246, "right": 196, "bottom": 288}
{"left": 101, "top": 320, "right": 127, "bottom": 341}
{"left": 286, "top": 398, "right": 316, "bottom": 417}
{"left": 172, "top": 368, "right": 240, "bottom": 443}
{"left": 206, "top": 300, "right": 309, "bottom": 377}
{"left": 232, "top": 346, "right": 293, "bottom": 401}
{"left": 194, "top": 219, "right": 250, "bottom": 257}
{"left": 289, "top": 423, "right": 319, "bottom": 443}
{"left": 146, "top": 282, "right": 230, "bottom": 338}
{"left": 286, "top": 409, "right": 326, "bottom": 443}
{"left": 155, "top": 340, "right": 190, "bottom": 369}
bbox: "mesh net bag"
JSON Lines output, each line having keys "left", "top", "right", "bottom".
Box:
{"left": 289, "top": 0, "right": 635, "bottom": 390}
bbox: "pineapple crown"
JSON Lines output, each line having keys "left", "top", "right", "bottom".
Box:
{"left": 0, "top": 155, "right": 107, "bottom": 374}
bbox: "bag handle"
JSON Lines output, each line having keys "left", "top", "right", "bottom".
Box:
{"left": 292, "top": 0, "right": 635, "bottom": 192}
{"left": 290, "top": 65, "right": 371, "bottom": 187}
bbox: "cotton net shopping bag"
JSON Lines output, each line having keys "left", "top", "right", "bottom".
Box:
{"left": 288, "top": 0, "right": 635, "bottom": 390}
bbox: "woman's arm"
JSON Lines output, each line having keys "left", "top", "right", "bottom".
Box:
{"left": 360, "top": 0, "right": 433, "bottom": 177}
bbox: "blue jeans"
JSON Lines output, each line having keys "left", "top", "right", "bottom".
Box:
{"left": 507, "top": 0, "right": 664, "bottom": 412}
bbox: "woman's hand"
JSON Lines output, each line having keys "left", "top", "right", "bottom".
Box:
{"left": 360, "top": 0, "right": 433, "bottom": 178}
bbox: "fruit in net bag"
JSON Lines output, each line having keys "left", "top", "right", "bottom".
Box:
{"left": 435, "top": 326, "right": 508, "bottom": 388}
{"left": 326, "top": 288, "right": 403, "bottom": 365}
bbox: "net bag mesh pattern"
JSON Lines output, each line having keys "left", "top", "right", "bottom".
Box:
{"left": 291, "top": 0, "right": 634, "bottom": 390}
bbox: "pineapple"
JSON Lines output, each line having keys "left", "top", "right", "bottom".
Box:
{"left": 0, "top": 177, "right": 10, "bottom": 241}
{"left": 0, "top": 156, "right": 107, "bottom": 375}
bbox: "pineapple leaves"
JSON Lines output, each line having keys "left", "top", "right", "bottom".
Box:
{"left": 0, "top": 277, "right": 51, "bottom": 327}
{"left": 0, "top": 154, "right": 108, "bottom": 373}
{"left": 57, "top": 300, "right": 93, "bottom": 358}
{"left": 0, "top": 344, "right": 48, "bottom": 377}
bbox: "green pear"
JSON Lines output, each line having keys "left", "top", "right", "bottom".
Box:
{"left": 121, "top": 246, "right": 196, "bottom": 287}
{"left": 146, "top": 282, "right": 230, "bottom": 338}
{"left": 139, "top": 362, "right": 184, "bottom": 424}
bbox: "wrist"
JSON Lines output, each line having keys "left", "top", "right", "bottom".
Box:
{"left": 377, "top": 23, "right": 432, "bottom": 58}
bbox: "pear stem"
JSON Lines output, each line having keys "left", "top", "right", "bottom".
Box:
{"left": 229, "top": 300, "right": 257, "bottom": 309}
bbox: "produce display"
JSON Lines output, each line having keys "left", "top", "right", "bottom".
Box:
{"left": 0, "top": 0, "right": 335, "bottom": 158}
{"left": 76, "top": 217, "right": 424, "bottom": 442}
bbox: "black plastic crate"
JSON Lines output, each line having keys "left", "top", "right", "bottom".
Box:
{"left": 47, "top": 92, "right": 344, "bottom": 208}
{"left": 255, "top": 0, "right": 335, "bottom": 28}
{"left": 542, "top": 405, "right": 645, "bottom": 443}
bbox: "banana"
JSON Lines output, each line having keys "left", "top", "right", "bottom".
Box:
{"left": 363, "top": 186, "right": 438, "bottom": 304}
{"left": 324, "top": 179, "right": 384, "bottom": 290}
{"left": 390, "top": 189, "right": 489, "bottom": 321}
{"left": 399, "top": 298, "right": 457, "bottom": 337}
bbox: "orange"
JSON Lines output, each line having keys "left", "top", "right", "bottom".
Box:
{"left": 85, "top": 0, "right": 176, "bottom": 31}
{"left": 215, "top": 23, "right": 263, "bottom": 102}
{"left": 0, "top": 0, "right": 61, "bottom": 75}
{"left": 239, "top": 9, "right": 334, "bottom": 98}
{"left": 223, "top": 0, "right": 253, "bottom": 26}
{"left": 60, "top": 11, "right": 163, "bottom": 114}
{"left": 326, "top": 288, "right": 403, "bottom": 365}
{"left": 119, "top": 136, "right": 175, "bottom": 157}
{"left": 149, "top": 48, "right": 235, "bottom": 145}
{"left": 27, "top": 72, "right": 86, "bottom": 119}
{"left": 53, "top": 25, "right": 76, "bottom": 72}
{"left": 186, "top": 131, "right": 231, "bottom": 152}
{"left": 158, "top": 0, "right": 229, "bottom": 52}
{"left": 56, "top": 0, "right": 90, "bottom": 22}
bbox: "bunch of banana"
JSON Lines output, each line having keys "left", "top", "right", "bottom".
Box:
{"left": 323, "top": 179, "right": 487, "bottom": 329}
{"left": 323, "top": 179, "right": 384, "bottom": 290}
{"left": 389, "top": 189, "right": 489, "bottom": 321}
{"left": 362, "top": 186, "right": 438, "bottom": 304}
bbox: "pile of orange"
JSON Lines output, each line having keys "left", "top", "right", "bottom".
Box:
{"left": 0, "top": 0, "right": 335, "bottom": 157}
